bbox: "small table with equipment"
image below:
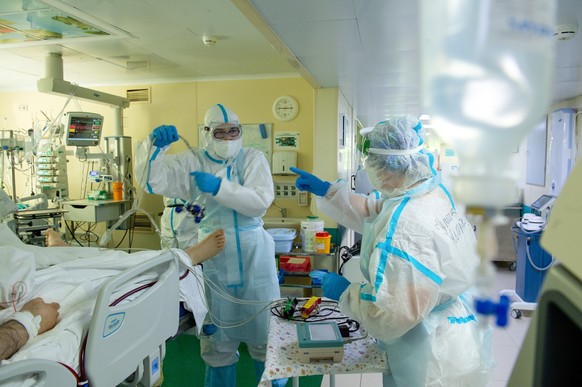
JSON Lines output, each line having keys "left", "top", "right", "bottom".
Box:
{"left": 13, "top": 208, "right": 67, "bottom": 246}
{"left": 259, "top": 302, "right": 389, "bottom": 386}
{"left": 61, "top": 199, "right": 130, "bottom": 223}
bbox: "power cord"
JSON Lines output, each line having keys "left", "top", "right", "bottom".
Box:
{"left": 338, "top": 240, "right": 361, "bottom": 275}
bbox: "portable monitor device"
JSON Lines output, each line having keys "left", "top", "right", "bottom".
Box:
{"left": 530, "top": 194, "right": 556, "bottom": 220}
{"left": 296, "top": 321, "right": 344, "bottom": 363}
{"left": 65, "top": 112, "right": 103, "bottom": 147}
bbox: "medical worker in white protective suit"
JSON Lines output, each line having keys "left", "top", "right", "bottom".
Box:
{"left": 134, "top": 104, "right": 286, "bottom": 387}
{"left": 159, "top": 196, "right": 198, "bottom": 249}
{"left": 291, "top": 115, "right": 493, "bottom": 386}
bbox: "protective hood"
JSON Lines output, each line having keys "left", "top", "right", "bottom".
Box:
{"left": 363, "top": 115, "right": 437, "bottom": 198}
{"left": 203, "top": 104, "right": 242, "bottom": 159}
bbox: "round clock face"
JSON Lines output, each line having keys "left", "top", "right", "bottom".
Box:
{"left": 273, "top": 95, "right": 299, "bottom": 121}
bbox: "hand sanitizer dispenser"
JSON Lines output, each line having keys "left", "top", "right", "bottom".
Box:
{"left": 272, "top": 151, "right": 297, "bottom": 175}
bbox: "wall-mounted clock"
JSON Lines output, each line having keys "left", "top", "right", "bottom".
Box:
{"left": 272, "top": 95, "right": 299, "bottom": 121}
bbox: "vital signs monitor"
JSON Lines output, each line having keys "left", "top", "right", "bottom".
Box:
{"left": 65, "top": 112, "right": 103, "bottom": 147}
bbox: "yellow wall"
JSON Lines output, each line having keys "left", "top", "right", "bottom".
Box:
{"left": 0, "top": 76, "right": 320, "bottom": 248}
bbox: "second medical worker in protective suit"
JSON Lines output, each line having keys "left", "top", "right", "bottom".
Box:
{"left": 159, "top": 196, "right": 199, "bottom": 249}
{"left": 135, "top": 104, "right": 285, "bottom": 387}
{"left": 291, "top": 115, "right": 493, "bottom": 386}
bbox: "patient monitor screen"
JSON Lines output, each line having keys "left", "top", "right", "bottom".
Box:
{"left": 66, "top": 112, "right": 103, "bottom": 147}
{"left": 309, "top": 323, "right": 339, "bottom": 341}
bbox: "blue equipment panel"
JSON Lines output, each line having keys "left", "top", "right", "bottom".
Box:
{"left": 515, "top": 229, "right": 553, "bottom": 302}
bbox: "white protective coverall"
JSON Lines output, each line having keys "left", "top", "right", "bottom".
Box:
{"left": 134, "top": 104, "right": 281, "bottom": 386}
{"left": 159, "top": 196, "right": 198, "bottom": 249}
{"left": 317, "top": 116, "right": 493, "bottom": 386}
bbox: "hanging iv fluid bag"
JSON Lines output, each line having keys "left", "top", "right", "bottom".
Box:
{"left": 420, "top": 0, "right": 556, "bottom": 207}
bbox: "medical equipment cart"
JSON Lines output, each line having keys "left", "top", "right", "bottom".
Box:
{"left": 500, "top": 224, "right": 554, "bottom": 318}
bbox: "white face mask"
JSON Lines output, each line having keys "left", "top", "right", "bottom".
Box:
{"left": 213, "top": 139, "right": 242, "bottom": 159}
{"left": 366, "top": 168, "right": 386, "bottom": 192}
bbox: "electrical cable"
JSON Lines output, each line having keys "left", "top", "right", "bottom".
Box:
{"left": 64, "top": 220, "right": 84, "bottom": 247}
{"left": 337, "top": 240, "right": 360, "bottom": 275}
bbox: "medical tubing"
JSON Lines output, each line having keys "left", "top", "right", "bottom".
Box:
{"left": 525, "top": 239, "right": 555, "bottom": 271}
{"left": 99, "top": 207, "right": 161, "bottom": 248}
{"left": 130, "top": 134, "right": 200, "bottom": 248}
{"left": 31, "top": 83, "right": 77, "bottom": 156}
{"left": 79, "top": 334, "right": 89, "bottom": 385}
{"left": 511, "top": 222, "right": 555, "bottom": 271}
{"left": 182, "top": 264, "right": 280, "bottom": 329}
{"left": 58, "top": 362, "right": 81, "bottom": 384}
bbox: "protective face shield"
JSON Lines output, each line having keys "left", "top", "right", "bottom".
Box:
{"left": 362, "top": 115, "right": 436, "bottom": 198}
{"left": 203, "top": 104, "right": 242, "bottom": 159}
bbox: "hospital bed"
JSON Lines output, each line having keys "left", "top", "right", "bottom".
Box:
{"left": 0, "top": 224, "right": 203, "bottom": 386}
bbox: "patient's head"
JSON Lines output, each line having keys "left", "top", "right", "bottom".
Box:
{"left": 0, "top": 248, "right": 35, "bottom": 310}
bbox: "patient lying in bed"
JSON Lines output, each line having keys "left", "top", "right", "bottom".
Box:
{"left": 45, "top": 228, "right": 225, "bottom": 266}
{"left": 0, "top": 224, "right": 225, "bottom": 381}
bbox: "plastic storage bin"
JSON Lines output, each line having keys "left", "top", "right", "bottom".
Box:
{"left": 279, "top": 256, "right": 311, "bottom": 273}
{"left": 267, "top": 228, "right": 297, "bottom": 253}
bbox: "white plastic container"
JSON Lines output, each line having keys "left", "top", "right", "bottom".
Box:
{"left": 267, "top": 228, "right": 297, "bottom": 253}
{"left": 300, "top": 216, "right": 324, "bottom": 253}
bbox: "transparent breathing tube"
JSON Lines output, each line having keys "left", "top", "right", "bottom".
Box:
{"left": 101, "top": 133, "right": 211, "bottom": 248}
{"left": 178, "top": 135, "right": 206, "bottom": 223}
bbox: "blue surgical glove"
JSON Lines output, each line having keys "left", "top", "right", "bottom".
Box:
{"left": 322, "top": 273, "right": 351, "bottom": 301}
{"left": 151, "top": 125, "right": 179, "bottom": 148}
{"left": 290, "top": 167, "right": 330, "bottom": 197}
{"left": 191, "top": 171, "right": 221, "bottom": 195}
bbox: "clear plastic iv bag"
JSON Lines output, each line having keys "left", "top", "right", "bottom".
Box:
{"left": 420, "top": 0, "right": 556, "bottom": 207}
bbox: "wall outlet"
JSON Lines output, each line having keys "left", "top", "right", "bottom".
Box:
{"left": 297, "top": 191, "right": 309, "bottom": 206}
{"left": 274, "top": 183, "right": 297, "bottom": 199}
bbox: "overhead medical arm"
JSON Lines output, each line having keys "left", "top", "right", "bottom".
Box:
{"left": 37, "top": 53, "right": 130, "bottom": 137}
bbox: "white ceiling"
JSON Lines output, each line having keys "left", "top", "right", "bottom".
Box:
{"left": 1, "top": 0, "right": 582, "bottom": 127}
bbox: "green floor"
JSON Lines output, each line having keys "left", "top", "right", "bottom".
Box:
{"left": 162, "top": 333, "right": 323, "bottom": 386}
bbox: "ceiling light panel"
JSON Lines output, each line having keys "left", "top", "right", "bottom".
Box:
{"left": 0, "top": 0, "right": 130, "bottom": 47}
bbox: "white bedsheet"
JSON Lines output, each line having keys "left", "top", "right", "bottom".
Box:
{"left": 0, "top": 224, "right": 206, "bottom": 379}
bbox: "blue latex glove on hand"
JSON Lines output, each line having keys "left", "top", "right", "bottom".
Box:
{"left": 151, "top": 125, "right": 179, "bottom": 148}
{"left": 322, "top": 273, "right": 351, "bottom": 301}
{"left": 191, "top": 171, "right": 221, "bottom": 195}
{"left": 290, "top": 167, "right": 330, "bottom": 197}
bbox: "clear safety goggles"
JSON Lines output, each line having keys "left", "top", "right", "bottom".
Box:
{"left": 212, "top": 126, "right": 241, "bottom": 140}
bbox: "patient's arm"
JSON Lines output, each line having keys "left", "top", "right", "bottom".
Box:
{"left": 21, "top": 298, "right": 60, "bottom": 334}
{"left": 185, "top": 229, "right": 225, "bottom": 265}
{"left": 0, "top": 320, "right": 28, "bottom": 360}
{"left": 0, "top": 298, "right": 60, "bottom": 360}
